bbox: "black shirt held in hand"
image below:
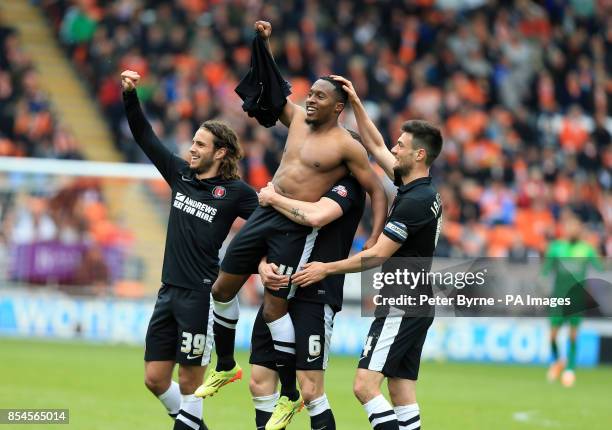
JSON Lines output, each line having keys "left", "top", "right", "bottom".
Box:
{"left": 123, "top": 90, "right": 258, "bottom": 291}
{"left": 235, "top": 34, "right": 292, "bottom": 128}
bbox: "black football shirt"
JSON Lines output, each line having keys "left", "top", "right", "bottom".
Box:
{"left": 382, "top": 176, "right": 442, "bottom": 308}
{"left": 124, "top": 91, "right": 257, "bottom": 291}
{"left": 294, "top": 175, "right": 365, "bottom": 310}
{"left": 383, "top": 176, "right": 442, "bottom": 260}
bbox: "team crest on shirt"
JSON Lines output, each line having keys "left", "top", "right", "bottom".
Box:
{"left": 332, "top": 185, "right": 348, "bottom": 197}
{"left": 212, "top": 186, "right": 226, "bottom": 199}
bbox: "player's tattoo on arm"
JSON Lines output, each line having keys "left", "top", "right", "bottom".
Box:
{"left": 290, "top": 207, "right": 307, "bottom": 223}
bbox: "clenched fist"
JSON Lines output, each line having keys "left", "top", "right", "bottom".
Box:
{"left": 254, "top": 20, "right": 272, "bottom": 39}
{"left": 121, "top": 70, "right": 140, "bottom": 92}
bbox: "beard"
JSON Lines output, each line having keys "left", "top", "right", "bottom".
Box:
{"left": 192, "top": 156, "right": 214, "bottom": 174}
{"left": 393, "top": 163, "right": 412, "bottom": 186}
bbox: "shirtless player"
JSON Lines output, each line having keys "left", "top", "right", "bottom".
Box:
{"left": 195, "top": 20, "right": 387, "bottom": 430}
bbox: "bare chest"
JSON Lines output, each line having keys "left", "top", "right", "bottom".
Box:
{"left": 284, "top": 136, "right": 343, "bottom": 172}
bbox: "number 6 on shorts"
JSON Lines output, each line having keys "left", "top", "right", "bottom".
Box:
{"left": 309, "top": 335, "right": 321, "bottom": 356}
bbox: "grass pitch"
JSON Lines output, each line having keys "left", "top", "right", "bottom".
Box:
{"left": 0, "top": 338, "right": 610, "bottom": 429}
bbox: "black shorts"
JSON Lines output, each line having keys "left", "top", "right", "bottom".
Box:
{"left": 358, "top": 316, "right": 433, "bottom": 380}
{"left": 249, "top": 300, "right": 336, "bottom": 371}
{"left": 145, "top": 284, "right": 213, "bottom": 366}
{"left": 221, "top": 206, "right": 318, "bottom": 299}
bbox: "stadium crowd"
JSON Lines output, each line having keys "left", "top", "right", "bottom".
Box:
{"left": 10, "top": 0, "right": 612, "bottom": 261}
{"left": 0, "top": 22, "right": 134, "bottom": 290}
{"left": 0, "top": 24, "right": 83, "bottom": 159}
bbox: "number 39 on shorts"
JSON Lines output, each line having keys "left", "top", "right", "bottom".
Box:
{"left": 180, "top": 331, "right": 205, "bottom": 355}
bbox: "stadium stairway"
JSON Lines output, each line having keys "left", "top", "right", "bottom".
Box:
{"left": 0, "top": 1, "right": 165, "bottom": 294}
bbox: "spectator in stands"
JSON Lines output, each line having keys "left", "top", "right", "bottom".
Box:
{"left": 26, "top": 0, "right": 612, "bottom": 261}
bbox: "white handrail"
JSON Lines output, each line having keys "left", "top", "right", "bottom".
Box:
{"left": 0, "top": 156, "right": 162, "bottom": 179}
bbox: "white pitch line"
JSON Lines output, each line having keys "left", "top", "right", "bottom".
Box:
{"left": 513, "top": 410, "right": 561, "bottom": 427}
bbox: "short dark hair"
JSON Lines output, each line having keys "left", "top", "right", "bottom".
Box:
{"left": 401, "top": 120, "right": 443, "bottom": 166}
{"left": 318, "top": 76, "right": 348, "bottom": 104}
{"left": 199, "top": 120, "right": 243, "bottom": 180}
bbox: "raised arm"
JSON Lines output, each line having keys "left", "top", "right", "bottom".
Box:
{"left": 121, "top": 70, "right": 176, "bottom": 183}
{"left": 254, "top": 20, "right": 303, "bottom": 128}
{"left": 258, "top": 182, "right": 343, "bottom": 228}
{"left": 343, "top": 139, "right": 388, "bottom": 248}
{"left": 332, "top": 75, "right": 396, "bottom": 179}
